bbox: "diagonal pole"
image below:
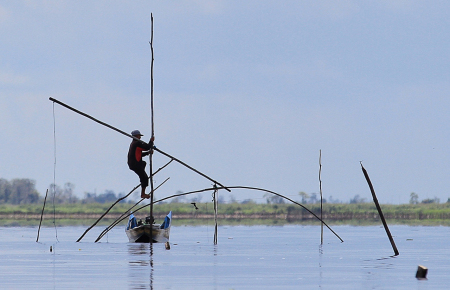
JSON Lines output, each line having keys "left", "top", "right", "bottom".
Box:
{"left": 361, "top": 163, "right": 399, "bottom": 256}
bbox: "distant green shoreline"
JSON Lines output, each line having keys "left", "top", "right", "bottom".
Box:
{"left": 1, "top": 202, "right": 449, "bottom": 226}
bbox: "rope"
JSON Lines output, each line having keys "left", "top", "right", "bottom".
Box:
{"left": 52, "top": 102, "right": 59, "bottom": 241}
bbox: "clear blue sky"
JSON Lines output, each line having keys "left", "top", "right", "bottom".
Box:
{"left": 1, "top": 1, "right": 450, "bottom": 204}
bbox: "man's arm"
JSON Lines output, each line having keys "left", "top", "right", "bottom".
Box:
{"left": 141, "top": 136, "right": 155, "bottom": 156}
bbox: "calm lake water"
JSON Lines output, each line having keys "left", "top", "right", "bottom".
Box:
{"left": 0, "top": 224, "right": 448, "bottom": 289}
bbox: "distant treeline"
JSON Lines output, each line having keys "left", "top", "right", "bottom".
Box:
{"left": 0, "top": 178, "right": 127, "bottom": 205}
{"left": 0, "top": 178, "right": 40, "bottom": 204}
{"left": 1, "top": 178, "right": 449, "bottom": 206}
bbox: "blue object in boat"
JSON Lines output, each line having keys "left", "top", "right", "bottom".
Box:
{"left": 160, "top": 211, "right": 172, "bottom": 229}
{"left": 127, "top": 213, "right": 137, "bottom": 230}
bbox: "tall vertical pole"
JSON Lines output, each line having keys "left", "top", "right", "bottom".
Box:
{"left": 149, "top": 13, "right": 155, "bottom": 230}
{"left": 319, "top": 150, "right": 323, "bottom": 245}
{"left": 213, "top": 185, "right": 218, "bottom": 245}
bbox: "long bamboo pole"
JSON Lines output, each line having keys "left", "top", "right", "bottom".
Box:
{"left": 150, "top": 13, "right": 155, "bottom": 138}
{"left": 149, "top": 13, "right": 155, "bottom": 238}
{"left": 361, "top": 163, "right": 399, "bottom": 256}
{"left": 48, "top": 97, "right": 230, "bottom": 192}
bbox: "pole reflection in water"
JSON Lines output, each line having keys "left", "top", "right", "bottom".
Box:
{"left": 150, "top": 243, "right": 154, "bottom": 290}
{"left": 128, "top": 243, "right": 154, "bottom": 289}
{"left": 318, "top": 244, "right": 323, "bottom": 288}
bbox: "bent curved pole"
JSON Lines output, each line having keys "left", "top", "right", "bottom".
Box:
{"left": 49, "top": 97, "right": 230, "bottom": 192}
{"left": 226, "top": 186, "right": 343, "bottom": 242}
{"left": 95, "top": 186, "right": 215, "bottom": 242}
{"left": 95, "top": 186, "right": 343, "bottom": 243}
{"left": 76, "top": 160, "right": 173, "bottom": 242}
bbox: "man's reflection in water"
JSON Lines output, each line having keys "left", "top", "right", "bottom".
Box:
{"left": 128, "top": 243, "right": 154, "bottom": 289}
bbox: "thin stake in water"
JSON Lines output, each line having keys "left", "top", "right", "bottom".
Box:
{"left": 213, "top": 184, "right": 218, "bottom": 245}
{"left": 319, "top": 150, "right": 323, "bottom": 245}
{"left": 36, "top": 189, "right": 49, "bottom": 242}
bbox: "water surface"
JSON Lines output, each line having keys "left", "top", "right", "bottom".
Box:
{"left": 0, "top": 225, "right": 448, "bottom": 289}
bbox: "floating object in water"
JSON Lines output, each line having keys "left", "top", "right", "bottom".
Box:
{"left": 50, "top": 246, "right": 52, "bottom": 252}
{"left": 416, "top": 265, "right": 428, "bottom": 280}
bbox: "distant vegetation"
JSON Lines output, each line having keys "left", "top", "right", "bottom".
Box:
{"left": 1, "top": 178, "right": 450, "bottom": 226}
{"left": 1, "top": 202, "right": 450, "bottom": 227}
{"left": 1, "top": 178, "right": 449, "bottom": 206}
{"left": 0, "top": 178, "right": 129, "bottom": 205}
{"left": 0, "top": 178, "right": 40, "bottom": 204}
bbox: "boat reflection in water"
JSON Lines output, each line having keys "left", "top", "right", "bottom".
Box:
{"left": 128, "top": 243, "right": 154, "bottom": 289}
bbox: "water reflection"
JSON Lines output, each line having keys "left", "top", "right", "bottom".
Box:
{"left": 128, "top": 243, "right": 154, "bottom": 290}
{"left": 318, "top": 244, "right": 323, "bottom": 289}
{"left": 362, "top": 255, "right": 397, "bottom": 270}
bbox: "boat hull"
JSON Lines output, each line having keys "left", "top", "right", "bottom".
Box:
{"left": 125, "top": 224, "right": 170, "bottom": 243}
{"left": 126, "top": 211, "right": 172, "bottom": 243}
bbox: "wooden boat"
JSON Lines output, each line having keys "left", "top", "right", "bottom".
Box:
{"left": 125, "top": 211, "right": 172, "bottom": 243}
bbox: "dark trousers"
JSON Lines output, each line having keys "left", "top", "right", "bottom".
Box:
{"left": 131, "top": 161, "right": 148, "bottom": 187}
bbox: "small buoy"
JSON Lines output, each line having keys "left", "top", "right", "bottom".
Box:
{"left": 165, "top": 242, "right": 170, "bottom": 250}
{"left": 416, "top": 265, "right": 428, "bottom": 280}
{"left": 50, "top": 246, "right": 52, "bottom": 252}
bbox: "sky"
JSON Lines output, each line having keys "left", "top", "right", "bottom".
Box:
{"left": 1, "top": 1, "right": 450, "bottom": 204}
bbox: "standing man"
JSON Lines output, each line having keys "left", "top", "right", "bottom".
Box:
{"left": 127, "top": 130, "right": 155, "bottom": 199}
